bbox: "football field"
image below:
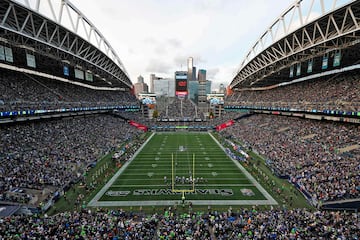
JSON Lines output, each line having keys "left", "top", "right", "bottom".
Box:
{"left": 88, "top": 132, "right": 277, "bottom": 207}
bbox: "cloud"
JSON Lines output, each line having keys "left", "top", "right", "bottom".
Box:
{"left": 206, "top": 68, "right": 220, "bottom": 79}
{"left": 210, "top": 64, "right": 237, "bottom": 88}
{"left": 64, "top": 0, "right": 296, "bottom": 88}
{"left": 145, "top": 60, "right": 172, "bottom": 74}
{"left": 167, "top": 38, "right": 182, "bottom": 48}
{"left": 151, "top": 38, "right": 184, "bottom": 56}
{"left": 173, "top": 55, "right": 188, "bottom": 69}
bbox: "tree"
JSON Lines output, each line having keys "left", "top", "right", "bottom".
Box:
{"left": 152, "top": 109, "right": 159, "bottom": 119}
{"left": 209, "top": 111, "right": 214, "bottom": 119}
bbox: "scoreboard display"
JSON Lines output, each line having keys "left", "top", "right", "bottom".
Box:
{"left": 175, "top": 72, "right": 188, "bottom": 96}
{"left": 138, "top": 93, "right": 156, "bottom": 105}
{"left": 176, "top": 78, "right": 187, "bottom": 92}
{"left": 207, "top": 93, "right": 225, "bottom": 105}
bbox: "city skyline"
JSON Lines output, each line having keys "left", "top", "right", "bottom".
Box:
{"left": 70, "top": 0, "right": 342, "bottom": 90}
{"left": 70, "top": 0, "right": 294, "bottom": 91}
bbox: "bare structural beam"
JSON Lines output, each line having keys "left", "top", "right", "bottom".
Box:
{"left": 0, "top": 0, "right": 132, "bottom": 88}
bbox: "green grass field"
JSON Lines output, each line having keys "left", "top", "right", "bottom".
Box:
{"left": 88, "top": 132, "right": 277, "bottom": 207}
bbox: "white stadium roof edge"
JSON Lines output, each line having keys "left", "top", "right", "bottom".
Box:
{"left": 231, "top": 0, "right": 358, "bottom": 89}
{"left": 11, "top": 0, "right": 131, "bottom": 83}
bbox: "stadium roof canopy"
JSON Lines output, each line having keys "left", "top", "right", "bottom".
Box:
{"left": 0, "top": 0, "right": 132, "bottom": 89}
{"left": 230, "top": 0, "right": 360, "bottom": 90}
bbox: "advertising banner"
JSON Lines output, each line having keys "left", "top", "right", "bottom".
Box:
{"left": 129, "top": 120, "right": 148, "bottom": 131}
{"left": 216, "top": 120, "right": 234, "bottom": 131}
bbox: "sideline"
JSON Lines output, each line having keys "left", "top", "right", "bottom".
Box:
{"left": 88, "top": 132, "right": 156, "bottom": 206}
{"left": 89, "top": 132, "right": 278, "bottom": 207}
{"left": 208, "top": 132, "right": 278, "bottom": 205}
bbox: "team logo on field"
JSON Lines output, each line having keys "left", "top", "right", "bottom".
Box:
{"left": 240, "top": 188, "right": 255, "bottom": 196}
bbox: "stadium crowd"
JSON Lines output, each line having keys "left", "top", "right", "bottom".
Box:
{"left": 220, "top": 114, "right": 360, "bottom": 204}
{"left": 0, "top": 115, "right": 144, "bottom": 206}
{"left": 225, "top": 71, "right": 360, "bottom": 112}
{"left": 158, "top": 98, "right": 200, "bottom": 119}
{"left": 0, "top": 69, "right": 139, "bottom": 112}
{"left": 1, "top": 66, "right": 359, "bottom": 240}
{"left": 0, "top": 207, "right": 358, "bottom": 239}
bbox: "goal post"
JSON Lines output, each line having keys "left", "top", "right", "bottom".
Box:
{"left": 171, "top": 153, "right": 195, "bottom": 197}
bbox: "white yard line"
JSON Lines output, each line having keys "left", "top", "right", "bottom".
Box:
{"left": 208, "top": 132, "right": 278, "bottom": 205}
{"left": 88, "top": 132, "right": 156, "bottom": 207}
{"left": 89, "top": 132, "right": 278, "bottom": 207}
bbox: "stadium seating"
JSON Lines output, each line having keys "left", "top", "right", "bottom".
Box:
{"left": 158, "top": 97, "right": 200, "bottom": 119}
{"left": 225, "top": 70, "right": 360, "bottom": 112}
{"left": 1, "top": 41, "right": 359, "bottom": 240}
{"left": 0, "top": 114, "right": 144, "bottom": 205}
{"left": 0, "top": 69, "right": 138, "bottom": 112}
{"left": 0, "top": 69, "right": 145, "bottom": 208}
{"left": 0, "top": 207, "right": 358, "bottom": 239}
{"left": 220, "top": 114, "right": 359, "bottom": 204}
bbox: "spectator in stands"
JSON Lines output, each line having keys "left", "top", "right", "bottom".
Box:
{"left": 225, "top": 70, "right": 360, "bottom": 112}
{"left": 220, "top": 114, "right": 359, "bottom": 204}
{"left": 0, "top": 115, "right": 144, "bottom": 207}
{"left": 0, "top": 207, "right": 358, "bottom": 239}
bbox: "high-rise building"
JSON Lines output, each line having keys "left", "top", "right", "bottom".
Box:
{"left": 149, "top": 73, "right": 163, "bottom": 93}
{"left": 134, "top": 75, "right": 149, "bottom": 96}
{"left": 149, "top": 74, "right": 156, "bottom": 93}
{"left": 219, "top": 83, "right": 226, "bottom": 93}
{"left": 188, "top": 80, "right": 199, "bottom": 102}
{"left": 137, "top": 75, "right": 144, "bottom": 84}
{"left": 198, "top": 69, "right": 206, "bottom": 82}
{"left": 187, "top": 57, "right": 196, "bottom": 81}
{"left": 153, "top": 78, "right": 175, "bottom": 97}
{"left": 206, "top": 80, "right": 212, "bottom": 94}
{"left": 197, "top": 69, "right": 207, "bottom": 112}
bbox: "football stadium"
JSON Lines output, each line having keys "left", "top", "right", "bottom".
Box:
{"left": 0, "top": 0, "right": 359, "bottom": 239}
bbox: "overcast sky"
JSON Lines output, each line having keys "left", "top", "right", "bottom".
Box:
{"left": 15, "top": 0, "right": 350, "bottom": 89}
{"left": 68, "top": 0, "right": 296, "bottom": 89}
{"left": 68, "top": 0, "right": 348, "bottom": 90}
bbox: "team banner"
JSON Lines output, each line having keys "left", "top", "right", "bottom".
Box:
{"left": 129, "top": 120, "right": 148, "bottom": 131}
{"left": 4, "top": 47, "right": 13, "bottom": 62}
{"left": 296, "top": 62, "right": 301, "bottom": 76}
{"left": 322, "top": 54, "right": 328, "bottom": 70}
{"left": 26, "top": 53, "right": 36, "bottom": 68}
{"left": 0, "top": 45, "right": 5, "bottom": 61}
{"left": 333, "top": 51, "right": 341, "bottom": 67}
{"left": 289, "top": 65, "right": 294, "bottom": 78}
{"left": 75, "top": 69, "right": 84, "bottom": 80}
{"left": 63, "top": 66, "right": 70, "bottom": 76}
{"left": 307, "top": 59, "right": 313, "bottom": 73}
{"left": 85, "top": 71, "right": 93, "bottom": 82}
